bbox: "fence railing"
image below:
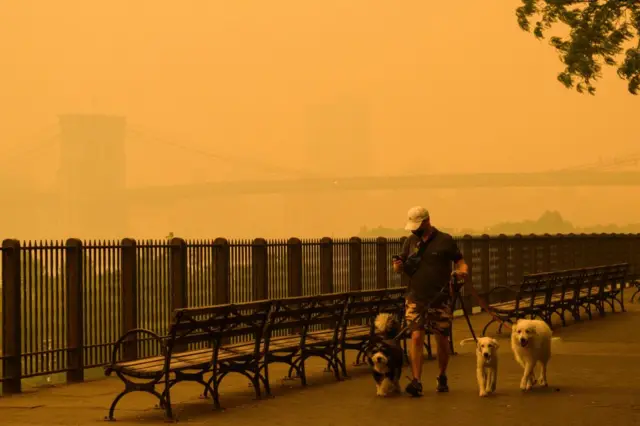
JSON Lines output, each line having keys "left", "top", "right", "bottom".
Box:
{"left": 1, "top": 233, "right": 639, "bottom": 394}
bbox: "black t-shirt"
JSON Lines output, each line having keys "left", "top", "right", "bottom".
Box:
{"left": 401, "top": 228, "right": 463, "bottom": 304}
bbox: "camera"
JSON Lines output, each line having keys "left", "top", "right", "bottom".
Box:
{"left": 393, "top": 253, "right": 422, "bottom": 277}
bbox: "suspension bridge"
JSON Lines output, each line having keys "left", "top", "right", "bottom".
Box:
{"left": 3, "top": 117, "right": 640, "bottom": 205}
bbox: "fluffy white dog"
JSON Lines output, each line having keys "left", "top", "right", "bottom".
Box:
{"left": 461, "top": 336, "right": 500, "bottom": 397}
{"left": 476, "top": 337, "right": 500, "bottom": 397}
{"left": 511, "top": 319, "right": 559, "bottom": 391}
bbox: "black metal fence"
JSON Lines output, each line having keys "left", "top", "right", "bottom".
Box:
{"left": 1, "top": 233, "right": 639, "bottom": 394}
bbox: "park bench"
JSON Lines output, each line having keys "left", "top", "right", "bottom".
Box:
{"left": 546, "top": 268, "right": 588, "bottom": 325}
{"left": 338, "top": 288, "right": 407, "bottom": 373}
{"left": 631, "top": 273, "right": 640, "bottom": 303}
{"left": 601, "top": 263, "right": 628, "bottom": 312}
{"left": 576, "top": 266, "right": 610, "bottom": 319}
{"left": 263, "top": 293, "right": 349, "bottom": 392}
{"left": 104, "top": 300, "right": 272, "bottom": 421}
{"left": 481, "top": 272, "right": 551, "bottom": 335}
{"left": 481, "top": 263, "right": 629, "bottom": 336}
{"left": 562, "top": 264, "right": 626, "bottom": 320}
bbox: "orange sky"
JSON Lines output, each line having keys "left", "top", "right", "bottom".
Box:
{"left": 1, "top": 0, "right": 638, "bottom": 238}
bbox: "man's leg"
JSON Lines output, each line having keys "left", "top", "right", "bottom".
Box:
{"left": 433, "top": 305, "right": 453, "bottom": 392}
{"left": 404, "top": 300, "right": 424, "bottom": 397}
{"left": 410, "top": 328, "right": 426, "bottom": 380}
{"left": 435, "top": 332, "right": 450, "bottom": 376}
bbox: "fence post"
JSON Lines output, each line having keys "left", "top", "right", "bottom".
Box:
{"left": 66, "top": 238, "right": 84, "bottom": 383}
{"left": 496, "top": 234, "right": 508, "bottom": 286}
{"left": 627, "top": 234, "right": 635, "bottom": 276}
{"left": 320, "top": 238, "right": 334, "bottom": 294}
{"left": 567, "top": 233, "right": 576, "bottom": 269}
{"left": 480, "top": 235, "right": 491, "bottom": 295}
{"left": 527, "top": 234, "right": 538, "bottom": 272}
{"left": 213, "top": 238, "right": 230, "bottom": 305}
{"left": 542, "top": 234, "right": 552, "bottom": 271}
{"left": 590, "top": 233, "right": 599, "bottom": 266}
{"left": 252, "top": 238, "right": 268, "bottom": 300}
{"left": 555, "top": 233, "right": 566, "bottom": 270}
{"left": 376, "top": 237, "right": 388, "bottom": 289}
{"left": 587, "top": 233, "right": 597, "bottom": 266}
{"left": 496, "top": 235, "right": 508, "bottom": 302}
{"left": 610, "top": 233, "right": 618, "bottom": 265}
{"left": 287, "top": 238, "right": 303, "bottom": 297}
{"left": 461, "top": 235, "right": 474, "bottom": 309}
{"left": 170, "top": 237, "right": 187, "bottom": 310}
{"left": 608, "top": 234, "right": 616, "bottom": 264}
{"left": 2, "top": 239, "right": 22, "bottom": 394}
{"left": 349, "top": 237, "right": 362, "bottom": 292}
{"left": 512, "top": 234, "right": 524, "bottom": 285}
{"left": 121, "top": 238, "right": 138, "bottom": 361}
{"left": 571, "top": 234, "right": 580, "bottom": 268}
{"left": 630, "top": 234, "right": 640, "bottom": 275}
{"left": 616, "top": 234, "right": 626, "bottom": 264}
{"left": 170, "top": 238, "right": 188, "bottom": 352}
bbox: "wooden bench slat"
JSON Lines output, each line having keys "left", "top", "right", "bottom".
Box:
{"left": 344, "top": 324, "right": 370, "bottom": 336}
{"left": 113, "top": 350, "right": 213, "bottom": 375}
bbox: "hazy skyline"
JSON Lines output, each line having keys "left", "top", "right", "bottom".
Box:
{"left": 1, "top": 0, "right": 638, "bottom": 239}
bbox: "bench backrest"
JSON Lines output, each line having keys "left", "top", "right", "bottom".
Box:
{"left": 604, "top": 263, "right": 628, "bottom": 288}
{"left": 216, "top": 300, "right": 273, "bottom": 344}
{"left": 265, "top": 295, "right": 318, "bottom": 340}
{"left": 169, "top": 300, "right": 272, "bottom": 354}
{"left": 517, "top": 272, "right": 553, "bottom": 308}
{"left": 306, "top": 292, "right": 350, "bottom": 334}
{"left": 551, "top": 268, "right": 587, "bottom": 301}
{"left": 343, "top": 289, "right": 387, "bottom": 325}
{"left": 168, "top": 304, "right": 231, "bottom": 355}
{"left": 264, "top": 293, "right": 349, "bottom": 339}
{"left": 580, "top": 266, "right": 607, "bottom": 295}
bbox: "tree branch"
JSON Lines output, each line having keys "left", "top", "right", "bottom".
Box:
{"left": 515, "top": 0, "right": 640, "bottom": 94}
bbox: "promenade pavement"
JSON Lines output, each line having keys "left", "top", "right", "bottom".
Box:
{"left": 1, "top": 293, "right": 639, "bottom": 426}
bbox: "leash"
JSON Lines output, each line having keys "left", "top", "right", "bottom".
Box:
{"left": 449, "top": 274, "right": 478, "bottom": 343}
{"left": 391, "top": 274, "right": 476, "bottom": 342}
{"left": 391, "top": 285, "right": 451, "bottom": 342}
{"left": 463, "top": 279, "right": 513, "bottom": 332}
{"left": 389, "top": 274, "right": 510, "bottom": 345}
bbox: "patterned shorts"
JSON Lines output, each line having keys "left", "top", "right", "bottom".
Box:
{"left": 405, "top": 298, "right": 453, "bottom": 336}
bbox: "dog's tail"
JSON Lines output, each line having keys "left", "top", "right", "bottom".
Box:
{"left": 551, "top": 337, "right": 562, "bottom": 342}
{"left": 459, "top": 337, "right": 476, "bottom": 347}
{"left": 374, "top": 313, "right": 397, "bottom": 336}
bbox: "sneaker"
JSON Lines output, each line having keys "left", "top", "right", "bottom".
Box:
{"left": 436, "top": 375, "right": 449, "bottom": 392}
{"left": 405, "top": 378, "right": 423, "bottom": 397}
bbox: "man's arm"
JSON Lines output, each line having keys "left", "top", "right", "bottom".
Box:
{"left": 454, "top": 258, "right": 468, "bottom": 276}
{"left": 393, "top": 237, "right": 412, "bottom": 273}
{"left": 450, "top": 239, "right": 468, "bottom": 276}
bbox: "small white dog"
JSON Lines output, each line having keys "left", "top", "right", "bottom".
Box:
{"left": 511, "top": 318, "right": 559, "bottom": 391}
{"left": 461, "top": 336, "right": 500, "bottom": 397}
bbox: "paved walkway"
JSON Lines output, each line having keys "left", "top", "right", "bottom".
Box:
{"left": 2, "top": 295, "right": 640, "bottom": 426}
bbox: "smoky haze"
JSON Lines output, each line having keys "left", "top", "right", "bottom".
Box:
{"left": 1, "top": 0, "right": 638, "bottom": 240}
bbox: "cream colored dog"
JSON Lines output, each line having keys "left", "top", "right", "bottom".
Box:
{"left": 460, "top": 336, "right": 500, "bottom": 397}
{"left": 511, "top": 319, "right": 559, "bottom": 391}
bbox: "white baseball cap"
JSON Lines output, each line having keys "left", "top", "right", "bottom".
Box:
{"left": 404, "top": 206, "right": 430, "bottom": 231}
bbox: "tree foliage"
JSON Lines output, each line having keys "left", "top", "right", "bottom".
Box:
{"left": 516, "top": 0, "right": 640, "bottom": 95}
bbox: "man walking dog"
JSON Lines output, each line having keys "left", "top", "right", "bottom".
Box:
{"left": 393, "top": 206, "right": 468, "bottom": 396}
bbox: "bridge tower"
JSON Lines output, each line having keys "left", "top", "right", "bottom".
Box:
{"left": 56, "top": 114, "right": 128, "bottom": 237}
